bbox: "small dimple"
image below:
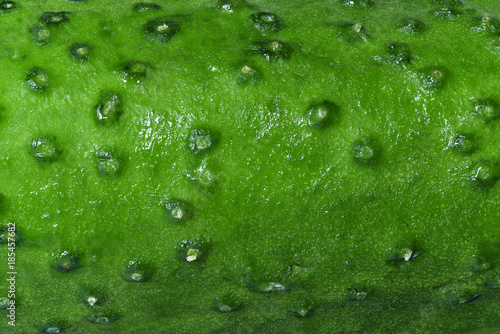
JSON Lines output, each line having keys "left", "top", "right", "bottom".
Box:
{"left": 247, "top": 279, "right": 289, "bottom": 293}
{"left": 38, "top": 323, "right": 64, "bottom": 334}
{"left": 398, "top": 18, "right": 426, "bottom": 34}
{"left": 438, "top": 281, "right": 483, "bottom": 304}
{"left": 420, "top": 66, "right": 448, "bottom": 91}
{"left": 188, "top": 129, "right": 218, "bottom": 154}
{"left": 29, "top": 136, "right": 60, "bottom": 163}
{"left": 386, "top": 42, "right": 412, "bottom": 65}
{"left": 288, "top": 302, "right": 315, "bottom": 317}
{"left": 95, "top": 91, "right": 123, "bottom": 125}
{"left": 30, "top": 26, "right": 50, "bottom": 46}
{"left": 0, "top": 1, "right": 16, "bottom": 12}
{"left": 96, "top": 149, "right": 122, "bottom": 177}
{"left": 177, "top": 240, "right": 208, "bottom": 263}
{"left": 431, "top": 7, "right": 463, "bottom": 20}
{"left": 340, "top": 0, "right": 374, "bottom": 7}
{"left": 133, "top": 2, "right": 161, "bottom": 12}
{"left": 87, "top": 312, "right": 118, "bottom": 324}
{"left": 347, "top": 287, "right": 370, "bottom": 301}
{"left": 0, "top": 224, "right": 23, "bottom": 245}
{"left": 387, "top": 246, "right": 420, "bottom": 265}
{"left": 26, "top": 68, "right": 49, "bottom": 92}
{"left": 471, "top": 161, "right": 499, "bottom": 188}
{"left": 472, "top": 98, "right": 499, "bottom": 122}
{"left": 124, "top": 260, "right": 152, "bottom": 282}
{"left": 450, "top": 133, "right": 476, "bottom": 154}
{"left": 251, "top": 11, "right": 282, "bottom": 32}
{"left": 338, "top": 22, "right": 370, "bottom": 43}
{"left": 53, "top": 252, "right": 80, "bottom": 273}
{"left": 144, "top": 18, "right": 180, "bottom": 42}
{"left": 165, "top": 200, "right": 193, "bottom": 224}
{"left": 249, "top": 40, "right": 294, "bottom": 61}
{"left": 121, "top": 60, "right": 150, "bottom": 83}
{"left": 41, "top": 12, "right": 70, "bottom": 25}
{"left": 470, "top": 14, "right": 500, "bottom": 34}
{"left": 305, "top": 100, "right": 339, "bottom": 129}
{"left": 70, "top": 43, "right": 93, "bottom": 61}
{"left": 0, "top": 297, "right": 9, "bottom": 309}
{"left": 235, "top": 62, "right": 262, "bottom": 85}
{"left": 213, "top": 293, "right": 242, "bottom": 313}
{"left": 352, "top": 137, "right": 380, "bottom": 166}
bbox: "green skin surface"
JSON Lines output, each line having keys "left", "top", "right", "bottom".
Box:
{"left": 1, "top": 0, "right": 500, "bottom": 333}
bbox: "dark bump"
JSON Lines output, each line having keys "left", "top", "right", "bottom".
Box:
{"left": 251, "top": 11, "right": 282, "bottom": 32}
{"left": 144, "top": 18, "right": 180, "bottom": 42}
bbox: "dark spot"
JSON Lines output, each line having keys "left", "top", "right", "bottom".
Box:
{"left": 124, "top": 260, "right": 153, "bottom": 282}
{"left": 53, "top": 252, "right": 80, "bottom": 273}
{"left": 249, "top": 40, "right": 294, "bottom": 61}
{"left": 430, "top": 0, "right": 463, "bottom": 6}
{"left": 0, "top": 1, "right": 16, "bottom": 12}
{"left": 80, "top": 287, "right": 106, "bottom": 306}
{"left": 472, "top": 98, "right": 499, "bottom": 122}
{"left": 95, "top": 91, "right": 123, "bottom": 125}
{"left": 87, "top": 311, "right": 118, "bottom": 324}
{"left": 338, "top": 22, "right": 370, "bottom": 43}
{"left": 450, "top": 134, "right": 476, "bottom": 154}
{"left": 399, "top": 18, "right": 426, "bottom": 34}
{"left": 96, "top": 149, "right": 122, "bottom": 177}
{"left": 70, "top": 43, "right": 93, "bottom": 61}
{"left": 471, "top": 240, "right": 500, "bottom": 272}
{"left": 26, "top": 68, "right": 49, "bottom": 92}
{"left": 470, "top": 15, "right": 500, "bottom": 35}
{"left": 286, "top": 263, "right": 309, "bottom": 278}
{"left": 420, "top": 66, "right": 448, "bottom": 91}
{"left": 30, "top": 26, "right": 50, "bottom": 46}
{"left": 165, "top": 200, "right": 193, "bottom": 224}
{"left": 306, "top": 100, "right": 338, "bottom": 129}
{"left": 41, "top": 12, "right": 70, "bottom": 25}
{"left": 38, "top": 323, "right": 64, "bottom": 334}
{"left": 0, "top": 224, "right": 23, "bottom": 245}
{"left": 431, "top": 7, "right": 463, "bottom": 20}
{"left": 188, "top": 128, "right": 218, "bottom": 154}
{"left": 133, "top": 2, "right": 161, "bottom": 12}
{"left": 177, "top": 239, "right": 208, "bottom": 263}
{"left": 387, "top": 246, "right": 420, "bottom": 265}
{"left": 352, "top": 137, "right": 380, "bottom": 166}
{"left": 144, "top": 18, "right": 180, "bottom": 42}
{"left": 235, "top": 62, "right": 262, "bottom": 85}
{"left": 471, "top": 161, "right": 499, "bottom": 188}
{"left": 213, "top": 293, "right": 242, "bottom": 313}
{"left": 386, "top": 42, "right": 412, "bottom": 65}
{"left": 340, "top": 0, "right": 374, "bottom": 7}
{"left": 247, "top": 279, "right": 289, "bottom": 293}
{"left": 251, "top": 11, "right": 282, "bottom": 32}
{"left": 218, "top": 0, "right": 253, "bottom": 12}
{"left": 347, "top": 287, "right": 370, "bottom": 301}
{"left": 121, "top": 60, "right": 150, "bottom": 83}
{"left": 438, "top": 282, "right": 483, "bottom": 304}
{"left": 189, "top": 158, "right": 219, "bottom": 194}
{"left": 288, "top": 302, "right": 315, "bottom": 317}
{"left": 0, "top": 297, "right": 9, "bottom": 309}
{"left": 30, "top": 136, "right": 60, "bottom": 163}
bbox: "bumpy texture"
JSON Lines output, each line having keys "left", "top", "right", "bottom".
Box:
{"left": 1, "top": 0, "right": 500, "bottom": 333}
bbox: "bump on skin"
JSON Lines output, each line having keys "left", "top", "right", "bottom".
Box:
{"left": 251, "top": 11, "right": 282, "bottom": 32}
{"left": 133, "top": 2, "right": 161, "bottom": 12}
{"left": 144, "top": 18, "right": 180, "bottom": 42}
{"left": 26, "top": 68, "right": 49, "bottom": 92}
{"left": 29, "top": 136, "right": 60, "bottom": 163}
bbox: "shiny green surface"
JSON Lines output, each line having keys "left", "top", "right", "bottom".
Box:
{"left": 1, "top": 0, "right": 500, "bottom": 332}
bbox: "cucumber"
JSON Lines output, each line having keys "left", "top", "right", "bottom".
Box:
{"left": 1, "top": 1, "right": 500, "bottom": 333}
